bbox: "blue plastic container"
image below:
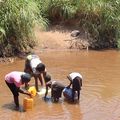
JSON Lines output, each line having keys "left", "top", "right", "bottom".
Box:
{"left": 63, "top": 87, "right": 77, "bottom": 100}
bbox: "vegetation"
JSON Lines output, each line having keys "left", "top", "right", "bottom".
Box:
{"left": 76, "top": 0, "right": 120, "bottom": 49}
{"left": 0, "top": 0, "right": 48, "bottom": 57}
{"left": 0, "top": 0, "right": 120, "bottom": 57}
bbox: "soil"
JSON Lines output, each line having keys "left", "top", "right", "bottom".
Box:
{"left": 34, "top": 25, "right": 88, "bottom": 52}
{"left": 34, "top": 26, "right": 72, "bottom": 50}
{"left": 0, "top": 25, "right": 88, "bottom": 63}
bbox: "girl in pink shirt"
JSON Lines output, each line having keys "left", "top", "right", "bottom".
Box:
{"left": 5, "top": 71, "right": 32, "bottom": 110}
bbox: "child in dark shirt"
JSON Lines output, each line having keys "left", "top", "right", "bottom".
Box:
{"left": 44, "top": 74, "right": 65, "bottom": 102}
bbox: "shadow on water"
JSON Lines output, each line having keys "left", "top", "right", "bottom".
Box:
{"left": 42, "top": 96, "right": 65, "bottom": 104}
{"left": 2, "top": 102, "right": 25, "bottom": 112}
{"left": 63, "top": 98, "right": 80, "bottom": 105}
{"left": 2, "top": 102, "right": 15, "bottom": 110}
{"left": 42, "top": 96, "right": 52, "bottom": 103}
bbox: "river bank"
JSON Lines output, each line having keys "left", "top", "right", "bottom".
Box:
{"left": 0, "top": 25, "right": 89, "bottom": 63}
{"left": 0, "top": 25, "right": 118, "bottom": 63}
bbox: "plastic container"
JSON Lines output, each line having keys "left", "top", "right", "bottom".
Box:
{"left": 23, "top": 97, "right": 33, "bottom": 111}
{"left": 63, "top": 87, "right": 77, "bottom": 100}
{"left": 28, "top": 86, "right": 37, "bottom": 97}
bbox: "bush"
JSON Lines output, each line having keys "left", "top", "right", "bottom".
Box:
{"left": 0, "top": 0, "right": 48, "bottom": 57}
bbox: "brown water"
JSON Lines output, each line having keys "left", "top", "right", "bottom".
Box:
{"left": 0, "top": 50, "right": 120, "bottom": 120}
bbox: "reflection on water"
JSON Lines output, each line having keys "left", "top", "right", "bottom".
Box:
{"left": 1, "top": 50, "right": 120, "bottom": 120}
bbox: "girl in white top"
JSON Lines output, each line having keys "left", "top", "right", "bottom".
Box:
{"left": 67, "top": 72, "right": 83, "bottom": 102}
{"left": 68, "top": 72, "right": 83, "bottom": 81}
{"left": 24, "top": 54, "right": 46, "bottom": 92}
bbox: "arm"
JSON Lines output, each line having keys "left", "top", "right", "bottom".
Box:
{"left": 44, "top": 84, "right": 49, "bottom": 98}
{"left": 34, "top": 75, "right": 39, "bottom": 92}
{"left": 33, "top": 68, "right": 43, "bottom": 90}
{"left": 44, "top": 81, "right": 51, "bottom": 98}
{"left": 67, "top": 76, "right": 72, "bottom": 88}
{"left": 38, "top": 70, "right": 47, "bottom": 86}
{"left": 80, "top": 78, "right": 82, "bottom": 87}
{"left": 42, "top": 70, "right": 47, "bottom": 84}
{"left": 67, "top": 81, "right": 72, "bottom": 88}
{"left": 18, "top": 87, "right": 32, "bottom": 97}
{"left": 38, "top": 74, "right": 43, "bottom": 86}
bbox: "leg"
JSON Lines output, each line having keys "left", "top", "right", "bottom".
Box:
{"left": 51, "top": 86, "right": 58, "bottom": 102}
{"left": 77, "top": 90, "right": 80, "bottom": 101}
{"left": 34, "top": 76, "right": 39, "bottom": 92}
{"left": 14, "top": 96, "right": 19, "bottom": 108}
{"left": 72, "top": 77, "right": 81, "bottom": 101}
{"left": 51, "top": 87, "right": 54, "bottom": 102}
{"left": 5, "top": 81, "right": 19, "bottom": 109}
{"left": 42, "top": 71, "right": 47, "bottom": 85}
{"left": 38, "top": 74, "right": 43, "bottom": 86}
{"left": 72, "top": 89, "right": 75, "bottom": 102}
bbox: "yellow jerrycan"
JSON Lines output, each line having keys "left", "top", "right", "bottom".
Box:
{"left": 23, "top": 97, "right": 33, "bottom": 111}
{"left": 28, "top": 86, "right": 37, "bottom": 97}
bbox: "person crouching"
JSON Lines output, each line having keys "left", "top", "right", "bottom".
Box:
{"left": 44, "top": 74, "right": 65, "bottom": 102}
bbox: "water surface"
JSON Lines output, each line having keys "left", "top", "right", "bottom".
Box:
{"left": 0, "top": 50, "right": 120, "bottom": 120}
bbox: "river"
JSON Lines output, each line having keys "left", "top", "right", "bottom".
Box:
{"left": 0, "top": 50, "right": 120, "bottom": 120}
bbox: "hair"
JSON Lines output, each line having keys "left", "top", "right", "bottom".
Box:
{"left": 21, "top": 73, "right": 31, "bottom": 83}
{"left": 36, "top": 63, "right": 45, "bottom": 72}
{"left": 44, "top": 74, "right": 51, "bottom": 83}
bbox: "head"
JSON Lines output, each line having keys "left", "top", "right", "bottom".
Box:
{"left": 44, "top": 74, "right": 51, "bottom": 83}
{"left": 75, "top": 76, "right": 82, "bottom": 81}
{"left": 21, "top": 73, "right": 31, "bottom": 84}
{"left": 36, "top": 63, "right": 45, "bottom": 73}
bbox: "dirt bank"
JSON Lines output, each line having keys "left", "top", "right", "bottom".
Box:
{"left": 0, "top": 25, "right": 89, "bottom": 63}
{"left": 34, "top": 25, "right": 89, "bottom": 52}
{"left": 35, "top": 27, "right": 70, "bottom": 50}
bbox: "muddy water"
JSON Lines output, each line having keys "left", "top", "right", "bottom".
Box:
{"left": 0, "top": 50, "right": 120, "bottom": 120}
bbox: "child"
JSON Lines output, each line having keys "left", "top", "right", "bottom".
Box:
{"left": 44, "top": 74, "right": 65, "bottom": 102}
{"left": 24, "top": 54, "right": 46, "bottom": 92}
{"left": 67, "top": 72, "right": 83, "bottom": 102}
{"left": 5, "top": 71, "right": 32, "bottom": 110}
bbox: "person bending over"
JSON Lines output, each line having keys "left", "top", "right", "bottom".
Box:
{"left": 67, "top": 72, "right": 83, "bottom": 102}
{"left": 24, "top": 54, "right": 46, "bottom": 92}
{"left": 44, "top": 74, "right": 65, "bottom": 102}
{"left": 5, "top": 71, "right": 32, "bottom": 110}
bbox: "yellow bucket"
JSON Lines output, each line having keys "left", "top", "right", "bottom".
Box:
{"left": 23, "top": 97, "right": 33, "bottom": 111}
{"left": 28, "top": 86, "right": 37, "bottom": 97}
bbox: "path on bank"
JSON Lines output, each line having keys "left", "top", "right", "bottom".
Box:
{"left": 35, "top": 27, "right": 71, "bottom": 50}
{"left": 34, "top": 26, "right": 88, "bottom": 52}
